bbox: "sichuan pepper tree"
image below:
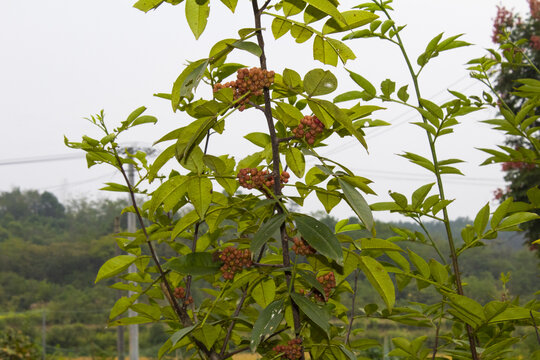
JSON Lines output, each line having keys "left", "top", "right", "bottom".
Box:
{"left": 67, "top": 0, "right": 540, "bottom": 359}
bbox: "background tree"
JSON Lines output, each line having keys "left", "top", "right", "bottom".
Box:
{"left": 492, "top": 0, "right": 540, "bottom": 253}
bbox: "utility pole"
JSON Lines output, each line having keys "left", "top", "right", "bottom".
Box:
{"left": 114, "top": 217, "right": 125, "bottom": 360}
{"left": 127, "top": 161, "right": 139, "bottom": 360}
{"left": 41, "top": 310, "right": 46, "bottom": 360}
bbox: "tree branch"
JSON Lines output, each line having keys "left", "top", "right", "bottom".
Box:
{"left": 219, "top": 287, "right": 249, "bottom": 357}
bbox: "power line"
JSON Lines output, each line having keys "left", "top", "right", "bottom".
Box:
{"left": 0, "top": 153, "right": 83, "bottom": 166}
{"left": 39, "top": 171, "right": 118, "bottom": 191}
{"left": 320, "top": 75, "right": 481, "bottom": 158}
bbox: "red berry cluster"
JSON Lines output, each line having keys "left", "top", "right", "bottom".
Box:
{"left": 174, "top": 286, "right": 194, "bottom": 305}
{"left": 273, "top": 338, "right": 303, "bottom": 360}
{"left": 291, "top": 237, "right": 316, "bottom": 256}
{"left": 219, "top": 247, "right": 253, "bottom": 280}
{"left": 292, "top": 115, "right": 324, "bottom": 145}
{"left": 316, "top": 272, "right": 336, "bottom": 302}
{"left": 237, "top": 168, "right": 290, "bottom": 191}
{"left": 213, "top": 68, "right": 275, "bottom": 111}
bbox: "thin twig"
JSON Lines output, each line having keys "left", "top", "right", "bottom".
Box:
{"left": 222, "top": 346, "right": 250, "bottom": 359}
{"left": 531, "top": 310, "right": 540, "bottom": 345}
{"left": 253, "top": 262, "right": 285, "bottom": 268}
{"left": 113, "top": 152, "right": 216, "bottom": 359}
{"left": 278, "top": 136, "right": 296, "bottom": 143}
{"left": 431, "top": 302, "right": 445, "bottom": 360}
{"left": 247, "top": 100, "right": 266, "bottom": 112}
{"left": 345, "top": 269, "right": 359, "bottom": 345}
{"left": 220, "top": 287, "right": 249, "bottom": 357}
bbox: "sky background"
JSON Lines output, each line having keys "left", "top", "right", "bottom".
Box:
{"left": 0, "top": 0, "right": 532, "bottom": 222}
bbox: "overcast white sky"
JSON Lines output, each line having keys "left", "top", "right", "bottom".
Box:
{"left": 0, "top": 0, "right": 531, "bottom": 222}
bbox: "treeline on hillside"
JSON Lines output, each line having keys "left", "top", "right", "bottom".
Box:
{"left": 0, "top": 189, "right": 538, "bottom": 358}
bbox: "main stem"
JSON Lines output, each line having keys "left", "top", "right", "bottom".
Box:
{"left": 378, "top": 5, "right": 479, "bottom": 359}
{"left": 251, "top": 0, "right": 304, "bottom": 351}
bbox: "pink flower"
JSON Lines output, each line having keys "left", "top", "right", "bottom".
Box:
{"left": 529, "top": 0, "right": 540, "bottom": 19}
{"left": 530, "top": 35, "right": 540, "bottom": 50}
{"left": 492, "top": 6, "right": 514, "bottom": 43}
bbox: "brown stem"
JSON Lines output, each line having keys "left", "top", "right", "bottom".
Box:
{"left": 219, "top": 287, "right": 249, "bottom": 357}
{"left": 345, "top": 269, "right": 359, "bottom": 345}
{"left": 253, "top": 262, "right": 285, "bottom": 268}
{"left": 431, "top": 302, "right": 444, "bottom": 360}
{"left": 251, "top": 0, "right": 303, "bottom": 355}
{"left": 532, "top": 310, "right": 540, "bottom": 345}
{"left": 278, "top": 136, "right": 296, "bottom": 143}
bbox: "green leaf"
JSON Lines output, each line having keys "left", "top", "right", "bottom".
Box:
{"left": 231, "top": 41, "right": 262, "bottom": 57}
{"left": 109, "top": 295, "right": 138, "bottom": 320}
{"left": 290, "top": 292, "right": 330, "bottom": 334}
{"left": 218, "top": 0, "right": 237, "bottom": 12}
{"left": 131, "top": 303, "right": 161, "bottom": 320}
{"left": 133, "top": 0, "right": 165, "bottom": 12}
{"left": 193, "top": 325, "right": 221, "bottom": 350}
{"left": 304, "top": 0, "right": 346, "bottom": 23}
{"left": 419, "top": 98, "right": 444, "bottom": 119}
{"left": 294, "top": 213, "right": 343, "bottom": 264}
{"left": 244, "top": 132, "right": 272, "bottom": 148}
{"left": 283, "top": 68, "right": 303, "bottom": 90}
{"left": 171, "top": 59, "right": 209, "bottom": 111}
{"left": 304, "top": 69, "right": 338, "bottom": 96}
{"left": 357, "top": 255, "right": 395, "bottom": 310}
{"left": 316, "top": 189, "right": 341, "bottom": 212}
{"left": 250, "top": 299, "right": 285, "bottom": 351}
{"left": 429, "top": 259, "right": 448, "bottom": 284}
{"left": 275, "top": 102, "right": 303, "bottom": 127}
{"left": 309, "top": 99, "right": 367, "bottom": 149}
{"left": 407, "top": 249, "right": 430, "bottom": 278}
{"left": 313, "top": 36, "right": 338, "bottom": 66}
{"left": 252, "top": 279, "right": 276, "bottom": 308}
{"left": 338, "top": 178, "right": 374, "bottom": 233}
{"left": 411, "top": 183, "right": 435, "bottom": 209}
{"left": 164, "top": 252, "right": 221, "bottom": 275}
{"left": 322, "top": 10, "right": 378, "bottom": 34}
{"left": 96, "top": 255, "right": 137, "bottom": 283}
{"left": 347, "top": 69, "right": 376, "bottom": 97}
{"left": 187, "top": 176, "right": 212, "bottom": 219}
{"left": 360, "top": 238, "right": 402, "bottom": 252}
{"left": 251, "top": 214, "right": 286, "bottom": 255}
{"left": 397, "top": 85, "right": 409, "bottom": 102}
{"left": 474, "top": 203, "right": 490, "bottom": 237}
{"left": 170, "top": 325, "right": 196, "bottom": 345}
{"left": 285, "top": 147, "right": 306, "bottom": 177}
{"left": 496, "top": 212, "right": 540, "bottom": 231}
{"left": 380, "top": 79, "right": 395, "bottom": 98}
{"left": 185, "top": 0, "right": 209, "bottom": 39}
{"left": 297, "top": 269, "right": 326, "bottom": 295}
{"left": 283, "top": 0, "right": 306, "bottom": 16}
{"left": 272, "top": 17, "right": 292, "bottom": 39}
{"left": 149, "top": 175, "right": 189, "bottom": 220}
{"left": 491, "top": 197, "right": 512, "bottom": 228}
{"left": 306, "top": 166, "right": 329, "bottom": 186}
{"left": 132, "top": 115, "right": 158, "bottom": 127}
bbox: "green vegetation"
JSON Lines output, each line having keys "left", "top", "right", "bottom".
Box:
{"left": 1, "top": 190, "right": 537, "bottom": 358}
